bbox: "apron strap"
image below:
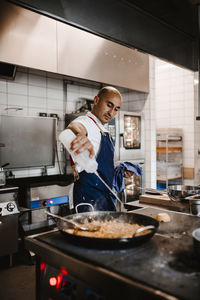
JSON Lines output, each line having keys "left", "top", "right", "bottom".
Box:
{"left": 88, "top": 115, "right": 115, "bottom": 150}
{"left": 88, "top": 116, "right": 106, "bottom": 136}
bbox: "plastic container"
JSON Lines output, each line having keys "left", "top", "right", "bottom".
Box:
{"left": 59, "top": 129, "right": 98, "bottom": 173}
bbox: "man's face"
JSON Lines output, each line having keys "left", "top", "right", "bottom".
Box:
{"left": 93, "top": 94, "right": 122, "bottom": 124}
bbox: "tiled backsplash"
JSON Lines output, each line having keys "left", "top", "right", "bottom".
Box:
{"left": 0, "top": 66, "right": 149, "bottom": 180}
{"left": 1, "top": 58, "right": 196, "bottom": 187}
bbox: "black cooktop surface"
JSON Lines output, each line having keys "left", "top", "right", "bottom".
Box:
{"left": 28, "top": 208, "right": 200, "bottom": 300}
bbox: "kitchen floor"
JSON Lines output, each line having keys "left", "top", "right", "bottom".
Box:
{"left": 0, "top": 245, "right": 36, "bottom": 300}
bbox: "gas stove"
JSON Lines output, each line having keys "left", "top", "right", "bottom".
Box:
{"left": 25, "top": 207, "right": 200, "bottom": 300}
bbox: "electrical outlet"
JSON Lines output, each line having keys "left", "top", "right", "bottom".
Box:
{"left": 49, "top": 113, "right": 59, "bottom": 119}
{"left": 39, "top": 112, "right": 47, "bottom": 117}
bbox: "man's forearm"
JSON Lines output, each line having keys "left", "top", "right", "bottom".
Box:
{"left": 67, "top": 122, "right": 87, "bottom": 136}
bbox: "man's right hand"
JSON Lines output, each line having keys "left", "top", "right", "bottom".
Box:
{"left": 70, "top": 133, "right": 94, "bottom": 158}
{"left": 67, "top": 122, "right": 95, "bottom": 158}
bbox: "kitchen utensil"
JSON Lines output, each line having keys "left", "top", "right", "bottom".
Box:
{"left": 133, "top": 225, "right": 155, "bottom": 236}
{"left": 167, "top": 185, "right": 200, "bottom": 202}
{"left": 122, "top": 225, "right": 156, "bottom": 239}
{"left": 46, "top": 211, "right": 100, "bottom": 232}
{"left": 57, "top": 211, "right": 159, "bottom": 248}
{"left": 185, "top": 194, "right": 200, "bottom": 216}
{"left": 192, "top": 228, "right": 200, "bottom": 258}
{"left": 94, "top": 171, "right": 123, "bottom": 207}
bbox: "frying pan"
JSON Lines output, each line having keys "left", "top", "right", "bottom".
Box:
{"left": 53, "top": 211, "right": 159, "bottom": 249}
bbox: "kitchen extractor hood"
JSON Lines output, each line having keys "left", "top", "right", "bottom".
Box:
{"left": 7, "top": 0, "right": 199, "bottom": 71}
{"left": 0, "top": 1, "right": 149, "bottom": 92}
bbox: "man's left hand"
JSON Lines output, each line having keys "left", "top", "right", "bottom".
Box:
{"left": 124, "top": 171, "right": 133, "bottom": 178}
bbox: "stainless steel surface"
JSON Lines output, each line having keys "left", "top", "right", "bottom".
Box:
{"left": 0, "top": 170, "right": 5, "bottom": 186}
{"left": 186, "top": 194, "right": 200, "bottom": 216}
{"left": 192, "top": 228, "right": 200, "bottom": 258}
{"left": 57, "top": 22, "right": 149, "bottom": 92}
{"left": 46, "top": 211, "right": 100, "bottom": 232}
{"left": 0, "top": 1, "right": 149, "bottom": 92}
{"left": 10, "top": 0, "right": 199, "bottom": 71}
{"left": 28, "top": 185, "right": 69, "bottom": 202}
{"left": 114, "top": 111, "right": 145, "bottom": 201}
{"left": 75, "top": 203, "right": 94, "bottom": 213}
{"left": 0, "top": 187, "right": 18, "bottom": 202}
{"left": 0, "top": 201, "right": 19, "bottom": 216}
{"left": 167, "top": 185, "right": 200, "bottom": 202}
{"left": 134, "top": 225, "right": 155, "bottom": 236}
{"left": 0, "top": 189, "right": 19, "bottom": 257}
{"left": 0, "top": 115, "right": 56, "bottom": 169}
{"left": 0, "top": 214, "right": 19, "bottom": 257}
{"left": 115, "top": 111, "right": 145, "bottom": 162}
{"left": 0, "top": 1, "right": 57, "bottom": 72}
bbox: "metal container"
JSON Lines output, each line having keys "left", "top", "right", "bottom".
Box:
{"left": 192, "top": 228, "right": 200, "bottom": 258}
{"left": 0, "top": 168, "right": 5, "bottom": 186}
{"left": 167, "top": 185, "right": 200, "bottom": 202}
{"left": 185, "top": 194, "right": 200, "bottom": 216}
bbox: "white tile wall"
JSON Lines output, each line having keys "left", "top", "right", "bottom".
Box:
{"left": 0, "top": 80, "right": 6, "bottom": 92}
{"left": 8, "top": 82, "right": 28, "bottom": 95}
{"left": 0, "top": 63, "right": 155, "bottom": 189}
{"left": 0, "top": 92, "right": 7, "bottom": 104}
{"left": 155, "top": 57, "right": 197, "bottom": 185}
{"left": 28, "top": 85, "right": 46, "bottom": 98}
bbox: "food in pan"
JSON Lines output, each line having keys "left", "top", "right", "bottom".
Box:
{"left": 64, "top": 220, "right": 151, "bottom": 238}
{"left": 156, "top": 213, "right": 171, "bottom": 223}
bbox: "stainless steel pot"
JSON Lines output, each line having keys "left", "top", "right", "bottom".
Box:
{"left": 185, "top": 194, "right": 200, "bottom": 216}
{"left": 167, "top": 185, "right": 200, "bottom": 202}
{"left": 192, "top": 228, "right": 200, "bottom": 258}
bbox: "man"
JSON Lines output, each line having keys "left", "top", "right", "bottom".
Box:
{"left": 66, "top": 86, "right": 126, "bottom": 212}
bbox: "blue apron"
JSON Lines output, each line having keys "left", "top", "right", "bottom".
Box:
{"left": 73, "top": 130, "right": 116, "bottom": 213}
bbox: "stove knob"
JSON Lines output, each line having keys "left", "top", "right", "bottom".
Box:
{"left": 7, "top": 202, "right": 15, "bottom": 212}
{"left": 43, "top": 200, "right": 47, "bottom": 207}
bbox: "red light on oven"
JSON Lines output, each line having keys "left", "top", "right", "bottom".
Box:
{"left": 40, "top": 261, "right": 46, "bottom": 272}
{"left": 61, "top": 267, "right": 68, "bottom": 275}
{"left": 49, "top": 277, "right": 57, "bottom": 286}
{"left": 56, "top": 274, "right": 63, "bottom": 290}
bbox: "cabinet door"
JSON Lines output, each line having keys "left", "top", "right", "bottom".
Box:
{"left": 0, "top": 215, "right": 18, "bottom": 256}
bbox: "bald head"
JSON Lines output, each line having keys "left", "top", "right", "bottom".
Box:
{"left": 92, "top": 86, "right": 122, "bottom": 124}
{"left": 97, "top": 86, "right": 122, "bottom": 101}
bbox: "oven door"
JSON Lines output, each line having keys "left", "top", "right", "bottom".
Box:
{"left": 115, "top": 111, "right": 145, "bottom": 162}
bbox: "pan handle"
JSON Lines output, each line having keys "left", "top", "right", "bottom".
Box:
{"left": 134, "top": 225, "right": 155, "bottom": 236}
{"left": 75, "top": 203, "right": 95, "bottom": 213}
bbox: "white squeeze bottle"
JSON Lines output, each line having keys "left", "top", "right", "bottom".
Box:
{"left": 59, "top": 129, "right": 98, "bottom": 173}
